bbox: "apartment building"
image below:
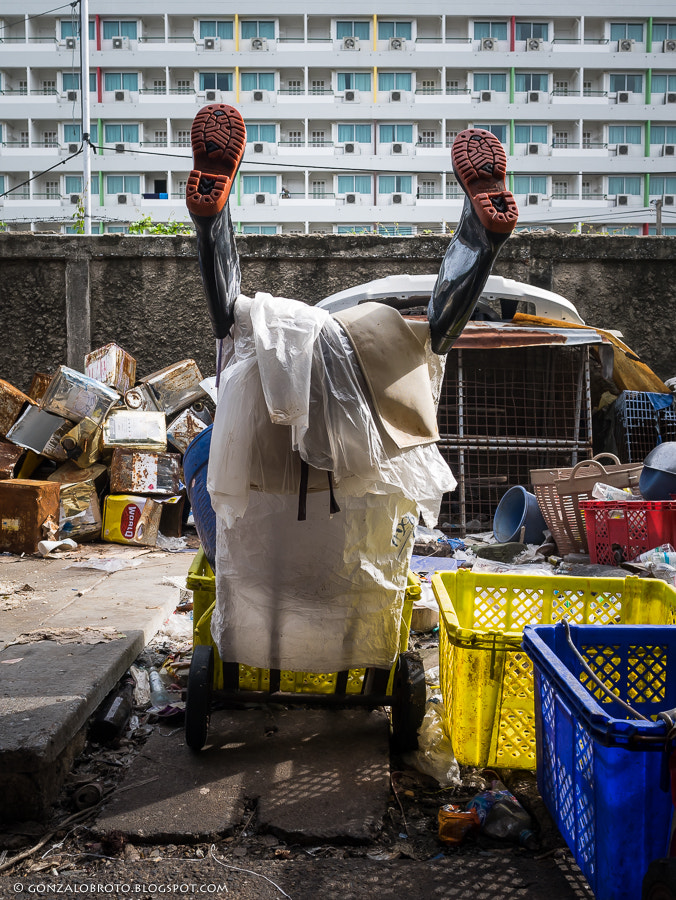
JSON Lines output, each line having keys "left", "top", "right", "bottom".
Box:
{"left": 1, "top": 1, "right": 675, "bottom": 235}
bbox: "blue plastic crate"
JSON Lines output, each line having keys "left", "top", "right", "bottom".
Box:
{"left": 613, "top": 390, "right": 673, "bottom": 463}
{"left": 523, "top": 622, "right": 675, "bottom": 900}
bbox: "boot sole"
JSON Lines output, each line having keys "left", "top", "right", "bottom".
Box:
{"left": 186, "top": 104, "right": 247, "bottom": 218}
{"left": 451, "top": 129, "right": 519, "bottom": 234}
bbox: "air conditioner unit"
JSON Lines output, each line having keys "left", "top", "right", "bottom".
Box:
{"left": 342, "top": 36, "right": 359, "bottom": 50}
{"left": 664, "top": 39, "right": 676, "bottom": 52}
{"left": 203, "top": 37, "right": 219, "bottom": 50}
{"left": 618, "top": 92, "right": 629, "bottom": 103}
{"left": 117, "top": 193, "right": 129, "bottom": 204}
{"left": 112, "top": 36, "right": 130, "bottom": 50}
{"left": 527, "top": 38, "right": 543, "bottom": 51}
{"left": 253, "top": 91, "right": 263, "bottom": 101}
{"left": 114, "top": 90, "right": 128, "bottom": 101}
{"left": 665, "top": 145, "right": 676, "bottom": 156}
{"left": 205, "top": 90, "right": 218, "bottom": 102}
{"left": 528, "top": 143, "right": 539, "bottom": 154}
{"left": 344, "top": 142, "right": 355, "bottom": 153}
{"left": 66, "top": 90, "right": 78, "bottom": 102}
{"left": 617, "top": 194, "right": 629, "bottom": 206}
{"left": 251, "top": 37, "right": 268, "bottom": 51}
{"left": 389, "top": 37, "right": 406, "bottom": 51}
{"left": 344, "top": 90, "right": 356, "bottom": 101}
{"left": 664, "top": 195, "right": 675, "bottom": 205}
{"left": 253, "top": 142, "right": 263, "bottom": 153}
{"left": 70, "top": 194, "right": 80, "bottom": 204}
{"left": 255, "top": 193, "right": 266, "bottom": 204}
{"left": 115, "top": 143, "right": 126, "bottom": 153}
{"left": 481, "top": 37, "right": 497, "bottom": 51}
{"left": 392, "top": 143, "right": 403, "bottom": 154}
{"left": 667, "top": 93, "right": 676, "bottom": 104}
{"left": 481, "top": 91, "right": 492, "bottom": 102}
{"left": 392, "top": 193, "right": 403, "bottom": 204}
{"left": 68, "top": 143, "right": 79, "bottom": 154}
{"left": 528, "top": 91, "right": 541, "bottom": 102}
{"left": 618, "top": 38, "right": 635, "bottom": 52}
{"left": 617, "top": 144, "right": 629, "bottom": 155}
{"left": 65, "top": 37, "right": 77, "bottom": 50}
{"left": 391, "top": 91, "right": 402, "bottom": 101}
{"left": 346, "top": 193, "right": 356, "bottom": 204}
{"left": 527, "top": 194, "right": 539, "bottom": 205}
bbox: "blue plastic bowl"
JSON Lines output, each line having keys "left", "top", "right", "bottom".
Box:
{"left": 639, "top": 442, "right": 676, "bottom": 500}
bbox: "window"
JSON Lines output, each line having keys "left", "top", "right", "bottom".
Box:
{"left": 418, "top": 179, "right": 436, "bottom": 197}
{"left": 649, "top": 175, "right": 676, "bottom": 195}
{"left": 241, "top": 72, "right": 274, "bottom": 91}
{"left": 154, "top": 130, "right": 167, "bottom": 144}
{"left": 288, "top": 130, "right": 302, "bottom": 145}
{"left": 421, "top": 80, "right": 437, "bottom": 94}
{"left": 446, "top": 177, "right": 461, "bottom": 196}
{"left": 379, "top": 124, "right": 413, "bottom": 143}
{"left": 378, "top": 72, "right": 412, "bottom": 91}
{"left": 337, "top": 175, "right": 371, "bottom": 194}
{"left": 176, "top": 80, "right": 192, "bottom": 93}
{"left": 200, "top": 21, "right": 233, "bottom": 40}
{"left": 608, "top": 125, "right": 642, "bottom": 144}
{"left": 552, "top": 181, "right": 569, "bottom": 197}
{"left": 176, "top": 130, "right": 191, "bottom": 146}
{"left": 337, "top": 72, "right": 371, "bottom": 91}
{"left": 653, "top": 23, "right": 676, "bottom": 42}
{"left": 419, "top": 131, "right": 437, "bottom": 146}
{"left": 104, "top": 124, "right": 139, "bottom": 143}
{"left": 337, "top": 123, "right": 371, "bottom": 143}
{"left": 42, "top": 81, "right": 57, "bottom": 95}
{"left": 42, "top": 131, "right": 58, "bottom": 147}
{"left": 337, "top": 225, "right": 373, "bottom": 234}
{"left": 242, "top": 225, "right": 277, "bottom": 235}
{"left": 199, "top": 72, "right": 233, "bottom": 91}
{"left": 514, "top": 125, "right": 548, "bottom": 143}
{"left": 651, "top": 74, "right": 676, "bottom": 92}
{"left": 246, "top": 124, "right": 276, "bottom": 142}
{"left": 515, "top": 73, "right": 548, "bottom": 92}
{"left": 106, "top": 175, "right": 140, "bottom": 194}
{"left": 610, "top": 23, "right": 644, "bottom": 41}
{"left": 0, "top": 176, "right": 5, "bottom": 195}
{"left": 554, "top": 81, "right": 570, "bottom": 95}
{"left": 583, "top": 131, "right": 593, "bottom": 148}
{"left": 311, "top": 130, "right": 326, "bottom": 146}
{"left": 446, "top": 131, "right": 458, "bottom": 147}
{"left": 336, "top": 21, "right": 370, "bottom": 40}
{"left": 610, "top": 73, "right": 643, "bottom": 92}
{"left": 515, "top": 23, "right": 549, "bottom": 41}
{"left": 378, "top": 21, "right": 412, "bottom": 40}
{"left": 378, "top": 175, "right": 413, "bottom": 194}
{"left": 45, "top": 181, "right": 59, "bottom": 199}
{"left": 102, "top": 20, "right": 138, "bottom": 40}
{"left": 311, "top": 180, "right": 326, "bottom": 197}
{"left": 242, "top": 175, "right": 277, "bottom": 194}
{"left": 63, "top": 72, "right": 97, "bottom": 92}
{"left": 153, "top": 80, "right": 166, "bottom": 94}
{"left": 241, "top": 21, "right": 275, "bottom": 39}
{"left": 650, "top": 125, "right": 676, "bottom": 144}
{"left": 474, "top": 22, "right": 507, "bottom": 40}
{"left": 513, "top": 175, "right": 547, "bottom": 195}
{"left": 608, "top": 176, "right": 642, "bottom": 195}
{"left": 311, "top": 80, "right": 326, "bottom": 94}
{"left": 473, "top": 73, "right": 507, "bottom": 92}
{"left": 60, "top": 19, "right": 95, "bottom": 40}
{"left": 104, "top": 72, "right": 139, "bottom": 92}
{"left": 474, "top": 123, "right": 507, "bottom": 143}
{"left": 553, "top": 131, "right": 569, "bottom": 147}
{"left": 64, "top": 124, "right": 81, "bottom": 142}
{"left": 287, "top": 80, "right": 302, "bottom": 94}
{"left": 65, "top": 175, "right": 82, "bottom": 193}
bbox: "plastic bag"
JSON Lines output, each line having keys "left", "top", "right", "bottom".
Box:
{"left": 404, "top": 701, "right": 460, "bottom": 788}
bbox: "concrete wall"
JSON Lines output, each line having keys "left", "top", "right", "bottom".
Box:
{"left": 1, "top": 232, "right": 675, "bottom": 392}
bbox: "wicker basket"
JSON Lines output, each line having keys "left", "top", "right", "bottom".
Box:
{"left": 530, "top": 454, "right": 642, "bottom": 555}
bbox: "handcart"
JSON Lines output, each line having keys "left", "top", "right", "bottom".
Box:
{"left": 183, "top": 548, "right": 427, "bottom": 754}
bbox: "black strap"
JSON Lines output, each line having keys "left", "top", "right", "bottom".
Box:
{"left": 328, "top": 471, "right": 341, "bottom": 514}
{"left": 298, "top": 459, "right": 309, "bottom": 521}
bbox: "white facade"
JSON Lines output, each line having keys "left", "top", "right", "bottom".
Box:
{"left": 1, "top": 1, "right": 675, "bottom": 234}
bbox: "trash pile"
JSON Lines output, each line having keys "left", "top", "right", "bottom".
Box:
{"left": 0, "top": 343, "right": 215, "bottom": 555}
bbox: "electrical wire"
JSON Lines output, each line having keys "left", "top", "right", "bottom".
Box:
{"left": 0, "top": 1, "right": 79, "bottom": 33}
{"left": 0, "top": 145, "right": 84, "bottom": 199}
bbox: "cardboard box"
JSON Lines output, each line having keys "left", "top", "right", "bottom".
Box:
{"left": 0, "top": 479, "right": 61, "bottom": 554}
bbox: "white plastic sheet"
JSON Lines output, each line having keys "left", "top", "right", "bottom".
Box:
{"left": 207, "top": 292, "right": 456, "bottom": 671}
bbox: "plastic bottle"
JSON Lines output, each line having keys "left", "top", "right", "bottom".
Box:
{"left": 466, "top": 779, "right": 539, "bottom": 850}
{"left": 632, "top": 544, "right": 676, "bottom": 564}
{"left": 149, "top": 667, "right": 173, "bottom": 708}
{"left": 437, "top": 804, "right": 481, "bottom": 844}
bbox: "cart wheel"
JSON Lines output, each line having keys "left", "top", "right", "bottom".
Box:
{"left": 643, "top": 859, "right": 676, "bottom": 900}
{"left": 185, "top": 644, "right": 214, "bottom": 752}
{"left": 390, "top": 650, "right": 426, "bottom": 753}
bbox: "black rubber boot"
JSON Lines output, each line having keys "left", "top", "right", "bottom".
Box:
{"left": 186, "top": 104, "right": 247, "bottom": 340}
{"left": 428, "top": 129, "right": 519, "bottom": 355}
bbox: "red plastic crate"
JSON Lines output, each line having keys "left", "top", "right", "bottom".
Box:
{"left": 579, "top": 499, "right": 676, "bottom": 564}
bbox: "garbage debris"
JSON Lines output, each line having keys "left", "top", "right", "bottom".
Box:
{"left": 437, "top": 804, "right": 480, "bottom": 845}
{"left": 465, "top": 775, "right": 539, "bottom": 850}
{"left": 37, "top": 538, "right": 78, "bottom": 557}
{"left": 0, "top": 478, "right": 61, "bottom": 554}
{"left": 89, "top": 677, "right": 135, "bottom": 744}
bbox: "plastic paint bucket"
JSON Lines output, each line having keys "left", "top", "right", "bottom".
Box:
{"left": 493, "top": 485, "right": 547, "bottom": 545}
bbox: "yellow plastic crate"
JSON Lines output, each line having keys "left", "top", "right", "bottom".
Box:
{"left": 187, "top": 547, "right": 418, "bottom": 694}
{"left": 431, "top": 569, "right": 676, "bottom": 770}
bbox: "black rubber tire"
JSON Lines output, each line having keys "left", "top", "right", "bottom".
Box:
{"left": 643, "top": 859, "right": 676, "bottom": 900}
{"left": 390, "top": 650, "right": 426, "bottom": 753}
{"left": 185, "top": 643, "right": 214, "bottom": 751}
